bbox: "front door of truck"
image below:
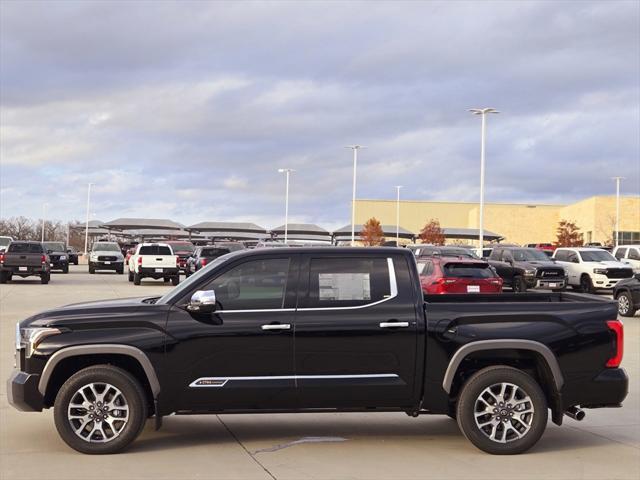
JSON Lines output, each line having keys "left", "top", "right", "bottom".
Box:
{"left": 293, "top": 253, "right": 419, "bottom": 409}
{"left": 164, "top": 254, "right": 298, "bottom": 411}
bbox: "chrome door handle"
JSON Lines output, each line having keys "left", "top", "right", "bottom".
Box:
{"left": 261, "top": 324, "right": 291, "bottom": 331}
{"left": 379, "top": 322, "right": 409, "bottom": 328}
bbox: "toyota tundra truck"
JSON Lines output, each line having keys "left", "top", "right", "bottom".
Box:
{"left": 127, "top": 243, "right": 179, "bottom": 285}
{"left": 0, "top": 241, "right": 51, "bottom": 284}
{"left": 8, "top": 247, "right": 627, "bottom": 455}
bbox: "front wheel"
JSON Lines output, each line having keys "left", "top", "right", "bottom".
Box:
{"left": 89, "top": 264, "right": 95, "bottom": 274}
{"left": 53, "top": 365, "right": 148, "bottom": 454}
{"left": 456, "top": 366, "right": 548, "bottom": 455}
{"left": 512, "top": 276, "right": 527, "bottom": 293}
{"left": 579, "top": 275, "right": 594, "bottom": 294}
{"left": 617, "top": 291, "right": 637, "bottom": 317}
{"left": 62, "top": 264, "right": 69, "bottom": 274}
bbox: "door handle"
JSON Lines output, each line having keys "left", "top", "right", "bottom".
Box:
{"left": 261, "top": 324, "right": 291, "bottom": 331}
{"left": 379, "top": 322, "right": 409, "bottom": 328}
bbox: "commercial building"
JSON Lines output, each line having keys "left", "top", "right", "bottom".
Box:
{"left": 354, "top": 195, "right": 640, "bottom": 245}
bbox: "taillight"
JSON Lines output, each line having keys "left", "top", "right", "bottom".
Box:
{"left": 41, "top": 255, "right": 46, "bottom": 264}
{"left": 201, "top": 258, "right": 207, "bottom": 267}
{"left": 606, "top": 320, "right": 624, "bottom": 368}
{"left": 137, "top": 256, "right": 142, "bottom": 265}
{"left": 176, "top": 257, "right": 180, "bottom": 267}
{"left": 432, "top": 277, "right": 456, "bottom": 294}
{"left": 0, "top": 253, "right": 4, "bottom": 264}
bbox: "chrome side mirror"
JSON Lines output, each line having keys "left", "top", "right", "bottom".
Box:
{"left": 187, "top": 290, "right": 216, "bottom": 313}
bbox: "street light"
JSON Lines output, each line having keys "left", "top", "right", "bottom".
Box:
{"left": 277, "top": 168, "right": 295, "bottom": 244}
{"left": 612, "top": 177, "right": 625, "bottom": 247}
{"left": 84, "top": 183, "right": 93, "bottom": 255}
{"left": 395, "top": 185, "right": 403, "bottom": 245}
{"left": 469, "top": 108, "right": 499, "bottom": 250}
{"left": 41, "top": 203, "right": 48, "bottom": 242}
{"left": 345, "top": 145, "right": 366, "bottom": 246}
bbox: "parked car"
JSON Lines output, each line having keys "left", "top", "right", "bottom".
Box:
{"left": 0, "top": 241, "right": 50, "bottom": 284}
{"left": 66, "top": 246, "right": 79, "bottom": 265}
{"left": 612, "top": 245, "right": 640, "bottom": 273}
{"left": 488, "top": 247, "right": 567, "bottom": 292}
{"left": 417, "top": 256, "right": 502, "bottom": 294}
{"left": 412, "top": 245, "right": 479, "bottom": 259}
{"left": 524, "top": 243, "right": 556, "bottom": 252}
{"left": 613, "top": 273, "right": 640, "bottom": 317}
{"left": 186, "top": 243, "right": 244, "bottom": 276}
{"left": 8, "top": 247, "right": 628, "bottom": 455}
{"left": 0, "top": 235, "right": 13, "bottom": 252}
{"left": 553, "top": 247, "right": 634, "bottom": 293}
{"left": 89, "top": 242, "right": 125, "bottom": 274}
{"left": 165, "top": 241, "right": 195, "bottom": 274}
{"left": 42, "top": 242, "right": 69, "bottom": 273}
{"left": 128, "top": 243, "right": 179, "bottom": 285}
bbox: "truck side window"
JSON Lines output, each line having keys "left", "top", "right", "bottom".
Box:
{"left": 615, "top": 248, "right": 627, "bottom": 260}
{"left": 629, "top": 248, "right": 640, "bottom": 260}
{"left": 204, "top": 258, "right": 290, "bottom": 311}
{"left": 567, "top": 253, "right": 579, "bottom": 263}
{"left": 306, "top": 257, "right": 390, "bottom": 308}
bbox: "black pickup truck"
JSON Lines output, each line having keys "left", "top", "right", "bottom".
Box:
{"left": 0, "top": 241, "right": 51, "bottom": 284}
{"left": 8, "top": 248, "right": 627, "bottom": 455}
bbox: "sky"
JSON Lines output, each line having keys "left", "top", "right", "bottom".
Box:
{"left": 1, "top": 0, "right": 639, "bottom": 230}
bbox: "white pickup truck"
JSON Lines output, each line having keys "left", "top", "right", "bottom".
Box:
{"left": 128, "top": 243, "right": 180, "bottom": 285}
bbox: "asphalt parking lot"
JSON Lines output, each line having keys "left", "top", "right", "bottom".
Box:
{"left": 1, "top": 266, "right": 638, "bottom": 480}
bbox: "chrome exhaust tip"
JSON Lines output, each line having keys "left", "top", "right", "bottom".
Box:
{"left": 565, "top": 406, "right": 586, "bottom": 421}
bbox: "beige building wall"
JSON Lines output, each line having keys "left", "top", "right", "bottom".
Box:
{"left": 355, "top": 195, "right": 640, "bottom": 245}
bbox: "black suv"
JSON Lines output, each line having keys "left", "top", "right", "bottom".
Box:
{"left": 613, "top": 273, "right": 640, "bottom": 317}
{"left": 488, "top": 247, "right": 567, "bottom": 292}
{"left": 185, "top": 243, "right": 244, "bottom": 276}
{"left": 42, "top": 242, "right": 69, "bottom": 273}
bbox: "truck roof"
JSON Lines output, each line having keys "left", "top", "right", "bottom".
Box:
{"left": 237, "top": 246, "right": 413, "bottom": 258}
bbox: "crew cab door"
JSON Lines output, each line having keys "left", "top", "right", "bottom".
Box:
{"left": 294, "top": 253, "right": 419, "bottom": 409}
{"left": 163, "top": 254, "right": 298, "bottom": 410}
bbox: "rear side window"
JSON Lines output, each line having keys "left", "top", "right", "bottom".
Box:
{"left": 201, "top": 248, "right": 231, "bottom": 257}
{"left": 443, "top": 263, "right": 494, "bottom": 278}
{"left": 306, "top": 257, "right": 391, "bottom": 308}
{"left": 615, "top": 248, "right": 627, "bottom": 259}
{"left": 7, "top": 243, "right": 42, "bottom": 254}
{"left": 139, "top": 245, "right": 172, "bottom": 255}
{"left": 488, "top": 249, "right": 501, "bottom": 260}
{"left": 629, "top": 248, "right": 640, "bottom": 261}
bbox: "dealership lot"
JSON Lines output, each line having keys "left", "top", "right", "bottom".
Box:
{"left": 1, "top": 267, "right": 638, "bottom": 480}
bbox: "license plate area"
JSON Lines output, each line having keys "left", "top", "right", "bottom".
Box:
{"left": 18, "top": 267, "right": 28, "bottom": 272}
{"left": 155, "top": 268, "right": 163, "bottom": 273}
{"left": 467, "top": 285, "right": 480, "bottom": 293}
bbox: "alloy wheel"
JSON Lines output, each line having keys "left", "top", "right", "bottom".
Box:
{"left": 67, "top": 382, "right": 129, "bottom": 443}
{"left": 473, "top": 382, "right": 534, "bottom": 444}
{"left": 618, "top": 295, "right": 630, "bottom": 315}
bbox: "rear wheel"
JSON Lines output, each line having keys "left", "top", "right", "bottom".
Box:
{"left": 579, "top": 274, "right": 594, "bottom": 294}
{"left": 163, "top": 277, "right": 170, "bottom": 283}
{"left": 128, "top": 270, "right": 133, "bottom": 282}
{"left": 617, "top": 291, "right": 636, "bottom": 317}
{"left": 133, "top": 273, "right": 141, "bottom": 285}
{"left": 41, "top": 273, "right": 50, "bottom": 284}
{"left": 512, "top": 276, "right": 527, "bottom": 293}
{"left": 456, "top": 366, "right": 547, "bottom": 455}
{"left": 171, "top": 276, "right": 179, "bottom": 286}
{"left": 0, "top": 271, "right": 9, "bottom": 284}
{"left": 53, "top": 365, "right": 148, "bottom": 454}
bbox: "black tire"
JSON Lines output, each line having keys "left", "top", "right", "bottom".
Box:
{"left": 171, "top": 276, "right": 179, "bottom": 286}
{"left": 116, "top": 267, "right": 124, "bottom": 275}
{"left": 579, "top": 274, "right": 594, "bottom": 294}
{"left": 133, "top": 273, "right": 141, "bottom": 285}
{"left": 456, "top": 365, "right": 548, "bottom": 455}
{"left": 53, "top": 365, "right": 148, "bottom": 454}
{"left": 74, "top": 260, "right": 79, "bottom": 265}
{"left": 41, "top": 273, "right": 50, "bottom": 284}
{"left": 163, "top": 277, "right": 170, "bottom": 283}
{"left": 617, "top": 291, "right": 637, "bottom": 317}
{"left": 0, "top": 271, "right": 8, "bottom": 284}
{"left": 128, "top": 270, "right": 134, "bottom": 282}
{"left": 62, "top": 264, "right": 69, "bottom": 274}
{"left": 89, "top": 264, "right": 95, "bottom": 274}
{"left": 512, "top": 276, "right": 527, "bottom": 293}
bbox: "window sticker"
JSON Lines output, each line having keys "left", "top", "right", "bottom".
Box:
{"left": 318, "top": 273, "right": 371, "bottom": 301}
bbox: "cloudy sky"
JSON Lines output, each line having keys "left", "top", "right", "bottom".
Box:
{"left": 1, "top": 0, "right": 639, "bottom": 230}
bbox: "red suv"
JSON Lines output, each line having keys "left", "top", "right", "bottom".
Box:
{"left": 418, "top": 256, "right": 503, "bottom": 294}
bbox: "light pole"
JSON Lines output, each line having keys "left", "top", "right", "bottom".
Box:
{"left": 469, "top": 108, "right": 499, "bottom": 249}
{"left": 278, "top": 168, "right": 294, "bottom": 244}
{"left": 84, "top": 183, "right": 93, "bottom": 255}
{"left": 41, "top": 203, "right": 48, "bottom": 242}
{"left": 346, "top": 145, "right": 365, "bottom": 246}
{"left": 612, "top": 177, "right": 624, "bottom": 247}
{"left": 395, "top": 185, "right": 403, "bottom": 245}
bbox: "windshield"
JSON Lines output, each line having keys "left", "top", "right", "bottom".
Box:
{"left": 438, "top": 248, "right": 478, "bottom": 258}
{"left": 512, "top": 249, "right": 549, "bottom": 261}
{"left": 580, "top": 250, "right": 616, "bottom": 262}
{"left": 157, "top": 252, "right": 241, "bottom": 305}
{"left": 92, "top": 243, "right": 120, "bottom": 252}
{"left": 168, "top": 242, "right": 195, "bottom": 253}
{"left": 43, "top": 242, "right": 65, "bottom": 251}
{"left": 0, "top": 237, "right": 11, "bottom": 247}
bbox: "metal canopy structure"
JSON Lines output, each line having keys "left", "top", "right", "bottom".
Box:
{"left": 122, "top": 229, "right": 207, "bottom": 241}
{"left": 442, "top": 227, "right": 503, "bottom": 241}
{"left": 332, "top": 224, "right": 416, "bottom": 242}
{"left": 102, "top": 218, "right": 184, "bottom": 231}
{"left": 69, "top": 220, "right": 112, "bottom": 237}
{"left": 271, "top": 224, "right": 332, "bottom": 243}
{"left": 186, "top": 221, "right": 268, "bottom": 242}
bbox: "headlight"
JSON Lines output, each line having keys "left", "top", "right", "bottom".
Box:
{"left": 593, "top": 268, "right": 608, "bottom": 274}
{"left": 525, "top": 268, "right": 536, "bottom": 276}
{"left": 16, "top": 326, "right": 62, "bottom": 357}
{"left": 90, "top": 254, "right": 98, "bottom": 260}
{"left": 59, "top": 255, "right": 67, "bottom": 260}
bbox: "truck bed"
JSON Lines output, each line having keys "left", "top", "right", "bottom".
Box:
{"left": 424, "top": 292, "right": 611, "bottom": 304}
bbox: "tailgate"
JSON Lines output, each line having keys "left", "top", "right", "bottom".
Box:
{"left": 4, "top": 254, "right": 43, "bottom": 267}
{"left": 140, "top": 255, "right": 176, "bottom": 268}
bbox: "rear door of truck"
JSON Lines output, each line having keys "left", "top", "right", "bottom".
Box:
{"left": 294, "top": 251, "right": 420, "bottom": 409}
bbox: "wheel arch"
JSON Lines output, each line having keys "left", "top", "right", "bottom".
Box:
{"left": 39, "top": 345, "right": 160, "bottom": 406}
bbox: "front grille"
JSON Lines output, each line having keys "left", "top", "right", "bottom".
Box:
{"left": 98, "top": 256, "right": 118, "bottom": 261}
{"left": 606, "top": 268, "right": 633, "bottom": 279}
{"left": 537, "top": 268, "right": 564, "bottom": 278}
{"left": 49, "top": 255, "right": 60, "bottom": 261}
